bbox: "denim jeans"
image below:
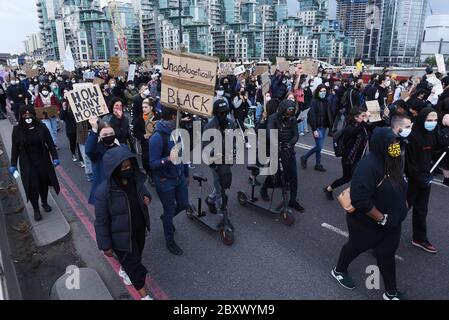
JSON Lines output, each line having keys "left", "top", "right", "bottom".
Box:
{"left": 78, "top": 144, "right": 93, "bottom": 176}
{"left": 155, "top": 175, "right": 189, "bottom": 243}
{"left": 298, "top": 114, "right": 308, "bottom": 134}
{"left": 42, "top": 117, "right": 58, "bottom": 146}
{"left": 303, "top": 127, "right": 326, "bottom": 166}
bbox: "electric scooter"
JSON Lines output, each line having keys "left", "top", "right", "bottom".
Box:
{"left": 237, "top": 147, "right": 295, "bottom": 226}
{"left": 186, "top": 171, "right": 235, "bottom": 246}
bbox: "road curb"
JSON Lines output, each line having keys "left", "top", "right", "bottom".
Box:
{"left": 0, "top": 121, "right": 71, "bottom": 247}
{"left": 50, "top": 267, "right": 113, "bottom": 300}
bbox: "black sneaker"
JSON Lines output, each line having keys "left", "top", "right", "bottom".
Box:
{"left": 331, "top": 268, "right": 355, "bottom": 290}
{"left": 300, "top": 156, "right": 307, "bottom": 169}
{"left": 383, "top": 291, "right": 406, "bottom": 300}
{"left": 288, "top": 200, "right": 305, "bottom": 213}
{"left": 206, "top": 196, "right": 217, "bottom": 214}
{"left": 166, "top": 241, "right": 183, "bottom": 256}
{"left": 260, "top": 188, "right": 270, "bottom": 201}
{"left": 42, "top": 203, "right": 52, "bottom": 212}
{"left": 314, "top": 164, "right": 326, "bottom": 172}
{"left": 34, "top": 209, "right": 42, "bottom": 222}
{"left": 323, "top": 187, "right": 334, "bottom": 200}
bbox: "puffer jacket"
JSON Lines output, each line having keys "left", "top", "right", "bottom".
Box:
{"left": 94, "top": 146, "right": 151, "bottom": 252}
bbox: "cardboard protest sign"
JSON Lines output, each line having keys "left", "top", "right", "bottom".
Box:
{"left": 261, "top": 72, "right": 270, "bottom": 96}
{"left": 435, "top": 53, "right": 446, "bottom": 74}
{"left": 45, "top": 61, "right": 59, "bottom": 74}
{"left": 218, "top": 62, "right": 236, "bottom": 77}
{"left": 400, "top": 91, "right": 410, "bottom": 100}
{"left": 161, "top": 48, "right": 218, "bottom": 118}
{"left": 366, "top": 100, "right": 382, "bottom": 122}
{"left": 35, "top": 105, "right": 58, "bottom": 120}
{"left": 25, "top": 67, "right": 39, "bottom": 78}
{"left": 254, "top": 65, "right": 269, "bottom": 76}
{"left": 234, "top": 65, "right": 245, "bottom": 76}
{"left": 66, "top": 84, "right": 109, "bottom": 123}
{"left": 278, "top": 61, "right": 290, "bottom": 72}
{"left": 109, "top": 56, "right": 126, "bottom": 77}
{"left": 128, "top": 64, "right": 137, "bottom": 82}
{"left": 142, "top": 60, "right": 152, "bottom": 71}
{"left": 302, "top": 60, "right": 319, "bottom": 76}
{"left": 276, "top": 57, "right": 285, "bottom": 65}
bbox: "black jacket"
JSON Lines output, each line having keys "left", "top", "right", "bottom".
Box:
{"left": 341, "top": 122, "right": 368, "bottom": 165}
{"left": 94, "top": 146, "right": 151, "bottom": 252}
{"left": 405, "top": 107, "right": 436, "bottom": 188}
{"left": 350, "top": 127, "right": 408, "bottom": 229}
{"left": 308, "top": 97, "right": 332, "bottom": 131}
{"left": 267, "top": 100, "right": 299, "bottom": 149}
{"left": 366, "top": 85, "right": 388, "bottom": 109}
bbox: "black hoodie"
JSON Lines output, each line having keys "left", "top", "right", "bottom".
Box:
{"left": 267, "top": 99, "right": 299, "bottom": 148}
{"left": 405, "top": 107, "right": 437, "bottom": 188}
{"left": 350, "top": 127, "right": 408, "bottom": 229}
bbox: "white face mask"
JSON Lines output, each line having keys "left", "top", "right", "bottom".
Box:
{"left": 144, "top": 89, "right": 150, "bottom": 97}
{"left": 128, "top": 85, "right": 135, "bottom": 90}
{"left": 110, "top": 83, "right": 116, "bottom": 88}
{"left": 42, "top": 90, "right": 49, "bottom": 96}
{"left": 25, "top": 118, "right": 33, "bottom": 124}
{"left": 385, "top": 80, "right": 391, "bottom": 87}
{"left": 265, "top": 96, "right": 271, "bottom": 102}
{"left": 399, "top": 128, "right": 411, "bottom": 138}
{"left": 10, "top": 80, "right": 17, "bottom": 85}
{"left": 29, "top": 86, "right": 34, "bottom": 91}
{"left": 216, "top": 90, "right": 224, "bottom": 96}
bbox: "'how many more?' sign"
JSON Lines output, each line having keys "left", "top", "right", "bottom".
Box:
{"left": 66, "top": 84, "right": 109, "bottom": 123}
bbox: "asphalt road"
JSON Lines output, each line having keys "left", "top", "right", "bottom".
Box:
{"left": 13, "top": 122, "right": 449, "bottom": 300}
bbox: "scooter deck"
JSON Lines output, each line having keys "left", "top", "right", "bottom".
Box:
{"left": 246, "top": 200, "right": 284, "bottom": 216}
{"left": 191, "top": 212, "right": 225, "bottom": 232}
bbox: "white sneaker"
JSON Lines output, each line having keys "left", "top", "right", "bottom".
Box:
{"left": 79, "top": 161, "right": 85, "bottom": 168}
{"left": 299, "top": 132, "right": 305, "bottom": 136}
{"left": 141, "top": 295, "right": 153, "bottom": 300}
{"left": 119, "top": 267, "right": 132, "bottom": 286}
{"left": 72, "top": 154, "right": 77, "bottom": 162}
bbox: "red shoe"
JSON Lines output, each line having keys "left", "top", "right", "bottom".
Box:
{"left": 411, "top": 240, "right": 437, "bottom": 254}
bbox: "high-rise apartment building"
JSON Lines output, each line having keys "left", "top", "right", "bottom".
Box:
{"left": 421, "top": 15, "right": 449, "bottom": 61}
{"left": 24, "top": 33, "right": 43, "bottom": 55}
{"left": 336, "top": 0, "right": 368, "bottom": 57}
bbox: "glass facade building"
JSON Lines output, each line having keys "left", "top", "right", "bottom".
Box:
{"left": 377, "top": 0, "right": 428, "bottom": 66}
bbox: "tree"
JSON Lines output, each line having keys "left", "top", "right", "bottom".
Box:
{"left": 129, "top": 57, "right": 146, "bottom": 65}
{"left": 425, "top": 56, "right": 437, "bottom": 66}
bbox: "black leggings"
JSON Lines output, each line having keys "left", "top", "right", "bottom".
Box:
{"left": 336, "top": 216, "right": 401, "bottom": 294}
{"left": 28, "top": 161, "right": 50, "bottom": 211}
{"left": 330, "top": 161, "right": 355, "bottom": 190}
{"left": 67, "top": 132, "right": 77, "bottom": 155}
{"left": 114, "top": 230, "right": 147, "bottom": 291}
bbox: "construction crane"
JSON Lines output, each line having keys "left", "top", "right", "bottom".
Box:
{"left": 109, "top": 0, "right": 128, "bottom": 59}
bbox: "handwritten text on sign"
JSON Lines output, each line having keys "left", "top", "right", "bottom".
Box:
{"left": 66, "top": 84, "right": 109, "bottom": 122}
{"left": 161, "top": 49, "right": 218, "bottom": 117}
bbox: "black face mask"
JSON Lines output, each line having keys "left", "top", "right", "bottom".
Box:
{"left": 119, "top": 167, "right": 134, "bottom": 180}
{"left": 102, "top": 135, "right": 116, "bottom": 147}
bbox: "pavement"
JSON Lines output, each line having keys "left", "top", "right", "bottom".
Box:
{"left": 1, "top": 119, "right": 449, "bottom": 300}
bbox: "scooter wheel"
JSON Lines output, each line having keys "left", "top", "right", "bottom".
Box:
{"left": 220, "top": 229, "right": 235, "bottom": 246}
{"left": 186, "top": 204, "right": 195, "bottom": 220}
{"left": 237, "top": 191, "right": 248, "bottom": 206}
{"left": 280, "top": 211, "right": 295, "bottom": 226}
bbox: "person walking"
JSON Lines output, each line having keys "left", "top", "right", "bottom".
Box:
{"left": 9, "top": 105, "right": 61, "bottom": 221}
{"left": 332, "top": 128, "right": 408, "bottom": 300}
{"left": 301, "top": 84, "right": 332, "bottom": 172}
{"left": 406, "top": 107, "right": 438, "bottom": 254}
{"left": 94, "top": 146, "right": 153, "bottom": 300}
{"left": 324, "top": 107, "right": 368, "bottom": 200}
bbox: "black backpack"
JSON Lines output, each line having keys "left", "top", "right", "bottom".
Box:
{"left": 333, "top": 128, "right": 347, "bottom": 157}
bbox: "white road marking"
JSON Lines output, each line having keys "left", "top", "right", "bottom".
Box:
{"left": 321, "top": 223, "right": 404, "bottom": 262}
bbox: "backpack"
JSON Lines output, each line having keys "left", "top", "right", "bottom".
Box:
{"left": 333, "top": 128, "right": 347, "bottom": 157}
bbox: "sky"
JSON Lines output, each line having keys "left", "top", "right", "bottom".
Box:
{"left": 0, "top": 0, "right": 448, "bottom": 54}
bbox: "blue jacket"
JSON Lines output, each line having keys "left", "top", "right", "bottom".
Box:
{"left": 149, "top": 121, "right": 189, "bottom": 180}
{"left": 85, "top": 131, "right": 118, "bottom": 204}
{"left": 94, "top": 146, "right": 151, "bottom": 252}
